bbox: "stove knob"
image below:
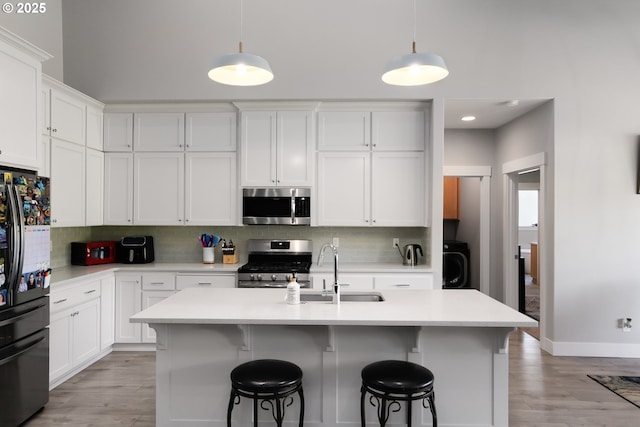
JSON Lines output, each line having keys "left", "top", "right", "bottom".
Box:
{"left": 271, "top": 274, "right": 277, "bottom": 281}
{"left": 249, "top": 274, "right": 255, "bottom": 281}
{"left": 285, "top": 274, "right": 292, "bottom": 281}
{"left": 256, "top": 274, "right": 262, "bottom": 281}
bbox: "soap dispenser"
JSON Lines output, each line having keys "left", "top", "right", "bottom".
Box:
{"left": 286, "top": 274, "right": 300, "bottom": 305}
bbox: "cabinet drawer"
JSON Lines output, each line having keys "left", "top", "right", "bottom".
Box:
{"left": 50, "top": 279, "right": 102, "bottom": 314}
{"left": 142, "top": 273, "right": 176, "bottom": 291}
{"left": 176, "top": 274, "right": 235, "bottom": 290}
{"left": 374, "top": 274, "right": 433, "bottom": 290}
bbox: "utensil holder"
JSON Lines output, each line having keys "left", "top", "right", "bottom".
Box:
{"left": 203, "top": 247, "right": 214, "bottom": 264}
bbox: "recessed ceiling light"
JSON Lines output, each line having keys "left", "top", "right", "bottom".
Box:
{"left": 461, "top": 116, "right": 476, "bottom": 122}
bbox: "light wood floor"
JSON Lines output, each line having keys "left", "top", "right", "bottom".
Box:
{"left": 24, "top": 330, "right": 640, "bottom": 426}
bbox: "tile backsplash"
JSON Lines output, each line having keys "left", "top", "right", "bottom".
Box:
{"left": 51, "top": 226, "right": 430, "bottom": 268}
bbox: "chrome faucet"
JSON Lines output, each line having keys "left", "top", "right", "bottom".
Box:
{"left": 317, "top": 243, "right": 340, "bottom": 304}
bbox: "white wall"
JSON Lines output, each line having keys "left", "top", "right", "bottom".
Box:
{"left": 0, "top": 0, "right": 63, "bottom": 80}
{"left": 7, "top": 0, "right": 640, "bottom": 356}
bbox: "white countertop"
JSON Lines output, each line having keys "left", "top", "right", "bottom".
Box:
{"left": 130, "top": 287, "right": 537, "bottom": 328}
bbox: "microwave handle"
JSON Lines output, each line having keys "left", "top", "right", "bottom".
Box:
{"left": 291, "top": 189, "right": 295, "bottom": 224}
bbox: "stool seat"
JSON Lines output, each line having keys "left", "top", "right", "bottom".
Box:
{"left": 231, "top": 359, "right": 302, "bottom": 393}
{"left": 227, "top": 359, "right": 304, "bottom": 427}
{"left": 362, "top": 360, "right": 434, "bottom": 393}
{"left": 361, "top": 360, "right": 437, "bottom": 427}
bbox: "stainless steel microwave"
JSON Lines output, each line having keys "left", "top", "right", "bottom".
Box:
{"left": 242, "top": 188, "right": 311, "bottom": 225}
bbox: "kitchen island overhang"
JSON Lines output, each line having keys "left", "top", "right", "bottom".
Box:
{"left": 132, "top": 288, "right": 536, "bottom": 427}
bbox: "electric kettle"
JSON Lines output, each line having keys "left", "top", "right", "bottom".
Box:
{"left": 402, "top": 244, "right": 423, "bottom": 266}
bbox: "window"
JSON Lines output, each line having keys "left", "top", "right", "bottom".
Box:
{"left": 518, "top": 190, "right": 538, "bottom": 227}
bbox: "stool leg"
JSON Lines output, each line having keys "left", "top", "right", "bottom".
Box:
{"left": 428, "top": 391, "right": 437, "bottom": 427}
{"left": 360, "top": 387, "right": 366, "bottom": 427}
{"left": 298, "top": 387, "right": 305, "bottom": 427}
{"left": 407, "top": 397, "right": 412, "bottom": 427}
{"left": 226, "top": 390, "right": 236, "bottom": 427}
{"left": 253, "top": 393, "right": 258, "bottom": 427}
{"left": 275, "top": 395, "right": 283, "bottom": 427}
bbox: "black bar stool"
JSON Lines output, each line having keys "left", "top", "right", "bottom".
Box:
{"left": 360, "top": 360, "right": 437, "bottom": 427}
{"left": 227, "top": 359, "right": 304, "bottom": 427}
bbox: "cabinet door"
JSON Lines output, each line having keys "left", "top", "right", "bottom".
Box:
{"left": 86, "top": 104, "right": 103, "bottom": 151}
{"left": 86, "top": 148, "right": 104, "bottom": 226}
{"left": 374, "top": 274, "right": 433, "bottom": 290}
{"left": 317, "top": 111, "right": 370, "bottom": 151}
{"left": 142, "top": 273, "right": 176, "bottom": 291}
{"left": 240, "top": 111, "right": 276, "bottom": 186}
{"left": 134, "top": 113, "right": 185, "bottom": 151}
{"left": 185, "top": 153, "right": 237, "bottom": 225}
{"left": 49, "top": 309, "right": 72, "bottom": 382}
{"left": 311, "top": 273, "right": 374, "bottom": 290}
{"left": 185, "top": 112, "right": 237, "bottom": 151}
{"left": 276, "top": 111, "right": 313, "bottom": 186}
{"left": 50, "top": 88, "right": 86, "bottom": 146}
{"left": 71, "top": 298, "right": 101, "bottom": 367}
{"left": 100, "top": 275, "right": 115, "bottom": 350}
{"left": 104, "top": 153, "right": 133, "bottom": 225}
{"left": 443, "top": 177, "right": 460, "bottom": 219}
{"left": 317, "top": 152, "right": 370, "bottom": 226}
{"left": 134, "top": 153, "right": 184, "bottom": 225}
{"left": 115, "top": 275, "right": 142, "bottom": 343}
{"left": 141, "top": 291, "right": 174, "bottom": 343}
{"left": 176, "top": 274, "right": 236, "bottom": 290}
{"left": 371, "top": 111, "right": 425, "bottom": 151}
{"left": 0, "top": 42, "right": 40, "bottom": 169}
{"left": 50, "top": 139, "right": 85, "bottom": 227}
{"left": 371, "top": 152, "right": 425, "bottom": 226}
{"left": 103, "top": 113, "right": 133, "bottom": 152}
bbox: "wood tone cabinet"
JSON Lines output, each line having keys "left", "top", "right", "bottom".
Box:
{"left": 531, "top": 242, "right": 538, "bottom": 284}
{"left": 443, "top": 177, "right": 460, "bottom": 219}
{"left": 239, "top": 110, "right": 313, "bottom": 187}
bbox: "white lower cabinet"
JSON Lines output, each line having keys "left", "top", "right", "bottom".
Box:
{"left": 311, "top": 272, "right": 433, "bottom": 290}
{"left": 114, "top": 274, "right": 142, "bottom": 343}
{"left": 100, "top": 275, "right": 115, "bottom": 350}
{"left": 141, "top": 273, "right": 176, "bottom": 342}
{"left": 176, "top": 274, "right": 236, "bottom": 290}
{"left": 49, "top": 279, "right": 102, "bottom": 385}
{"left": 141, "top": 290, "right": 174, "bottom": 342}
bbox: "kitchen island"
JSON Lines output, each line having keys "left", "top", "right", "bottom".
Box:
{"left": 131, "top": 288, "right": 536, "bottom": 427}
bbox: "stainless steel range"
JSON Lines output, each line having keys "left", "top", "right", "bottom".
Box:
{"left": 237, "top": 239, "right": 312, "bottom": 288}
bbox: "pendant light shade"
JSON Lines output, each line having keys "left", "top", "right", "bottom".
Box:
{"left": 208, "top": 42, "right": 273, "bottom": 86}
{"left": 382, "top": 0, "right": 448, "bottom": 86}
{"left": 208, "top": 0, "right": 273, "bottom": 86}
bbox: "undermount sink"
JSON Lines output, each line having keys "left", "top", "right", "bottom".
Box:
{"left": 300, "top": 292, "right": 385, "bottom": 302}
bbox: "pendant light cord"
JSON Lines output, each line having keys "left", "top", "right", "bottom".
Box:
{"left": 238, "top": 0, "right": 244, "bottom": 53}
{"left": 412, "top": 0, "right": 417, "bottom": 53}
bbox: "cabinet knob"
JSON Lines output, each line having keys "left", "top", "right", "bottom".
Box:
{"left": 52, "top": 128, "right": 57, "bottom": 132}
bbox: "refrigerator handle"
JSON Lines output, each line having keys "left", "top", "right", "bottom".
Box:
{"left": 5, "top": 184, "right": 20, "bottom": 290}
{"left": 12, "top": 184, "right": 26, "bottom": 279}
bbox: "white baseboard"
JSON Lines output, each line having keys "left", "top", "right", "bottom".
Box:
{"left": 543, "top": 338, "right": 640, "bottom": 358}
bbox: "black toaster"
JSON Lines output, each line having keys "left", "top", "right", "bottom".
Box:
{"left": 117, "top": 236, "right": 155, "bottom": 264}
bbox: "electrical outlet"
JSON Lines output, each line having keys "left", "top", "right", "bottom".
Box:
{"left": 622, "top": 318, "right": 632, "bottom": 332}
{"left": 332, "top": 237, "right": 339, "bottom": 248}
{"left": 392, "top": 238, "right": 399, "bottom": 248}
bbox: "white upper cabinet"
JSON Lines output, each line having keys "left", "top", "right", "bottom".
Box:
{"left": 104, "top": 113, "right": 133, "bottom": 152}
{"left": 371, "top": 111, "right": 425, "bottom": 151}
{"left": 185, "top": 112, "right": 236, "bottom": 151}
{"left": 240, "top": 110, "right": 313, "bottom": 187}
{"left": 104, "top": 153, "right": 134, "bottom": 225}
{"left": 50, "top": 139, "right": 86, "bottom": 227}
{"left": 185, "top": 152, "right": 237, "bottom": 225}
{"left": 134, "top": 113, "right": 185, "bottom": 151}
{"left": 317, "top": 111, "right": 370, "bottom": 151}
{"left": 134, "top": 152, "right": 184, "bottom": 225}
{"left": 86, "top": 104, "right": 103, "bottom": 151}
{"left": 0, "top": 29, "right": 50, "bottom": 170}
{"left": 85, "top": 148, "right": 104, "bottom": 226}
{"left": 48, "top": 88, "right": 86, "bottom": 145}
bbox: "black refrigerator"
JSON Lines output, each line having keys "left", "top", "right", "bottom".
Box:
{"left": 0, "top": 167, "right": 51, "bottom": 426}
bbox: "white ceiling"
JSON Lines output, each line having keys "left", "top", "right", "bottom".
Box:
{"left": 444, "top": 99, "right": 550, "bottom": 129}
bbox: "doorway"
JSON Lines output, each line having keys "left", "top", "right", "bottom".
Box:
{"left": 503, "top": 153, "right": 546, "bottom": 340}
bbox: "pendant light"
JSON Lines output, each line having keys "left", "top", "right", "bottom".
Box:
{"left": 382, "top": 0, "right": 448, "bottom": 86}
{"left": 208, "top": 0, "right": 273, "bottom": 86}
